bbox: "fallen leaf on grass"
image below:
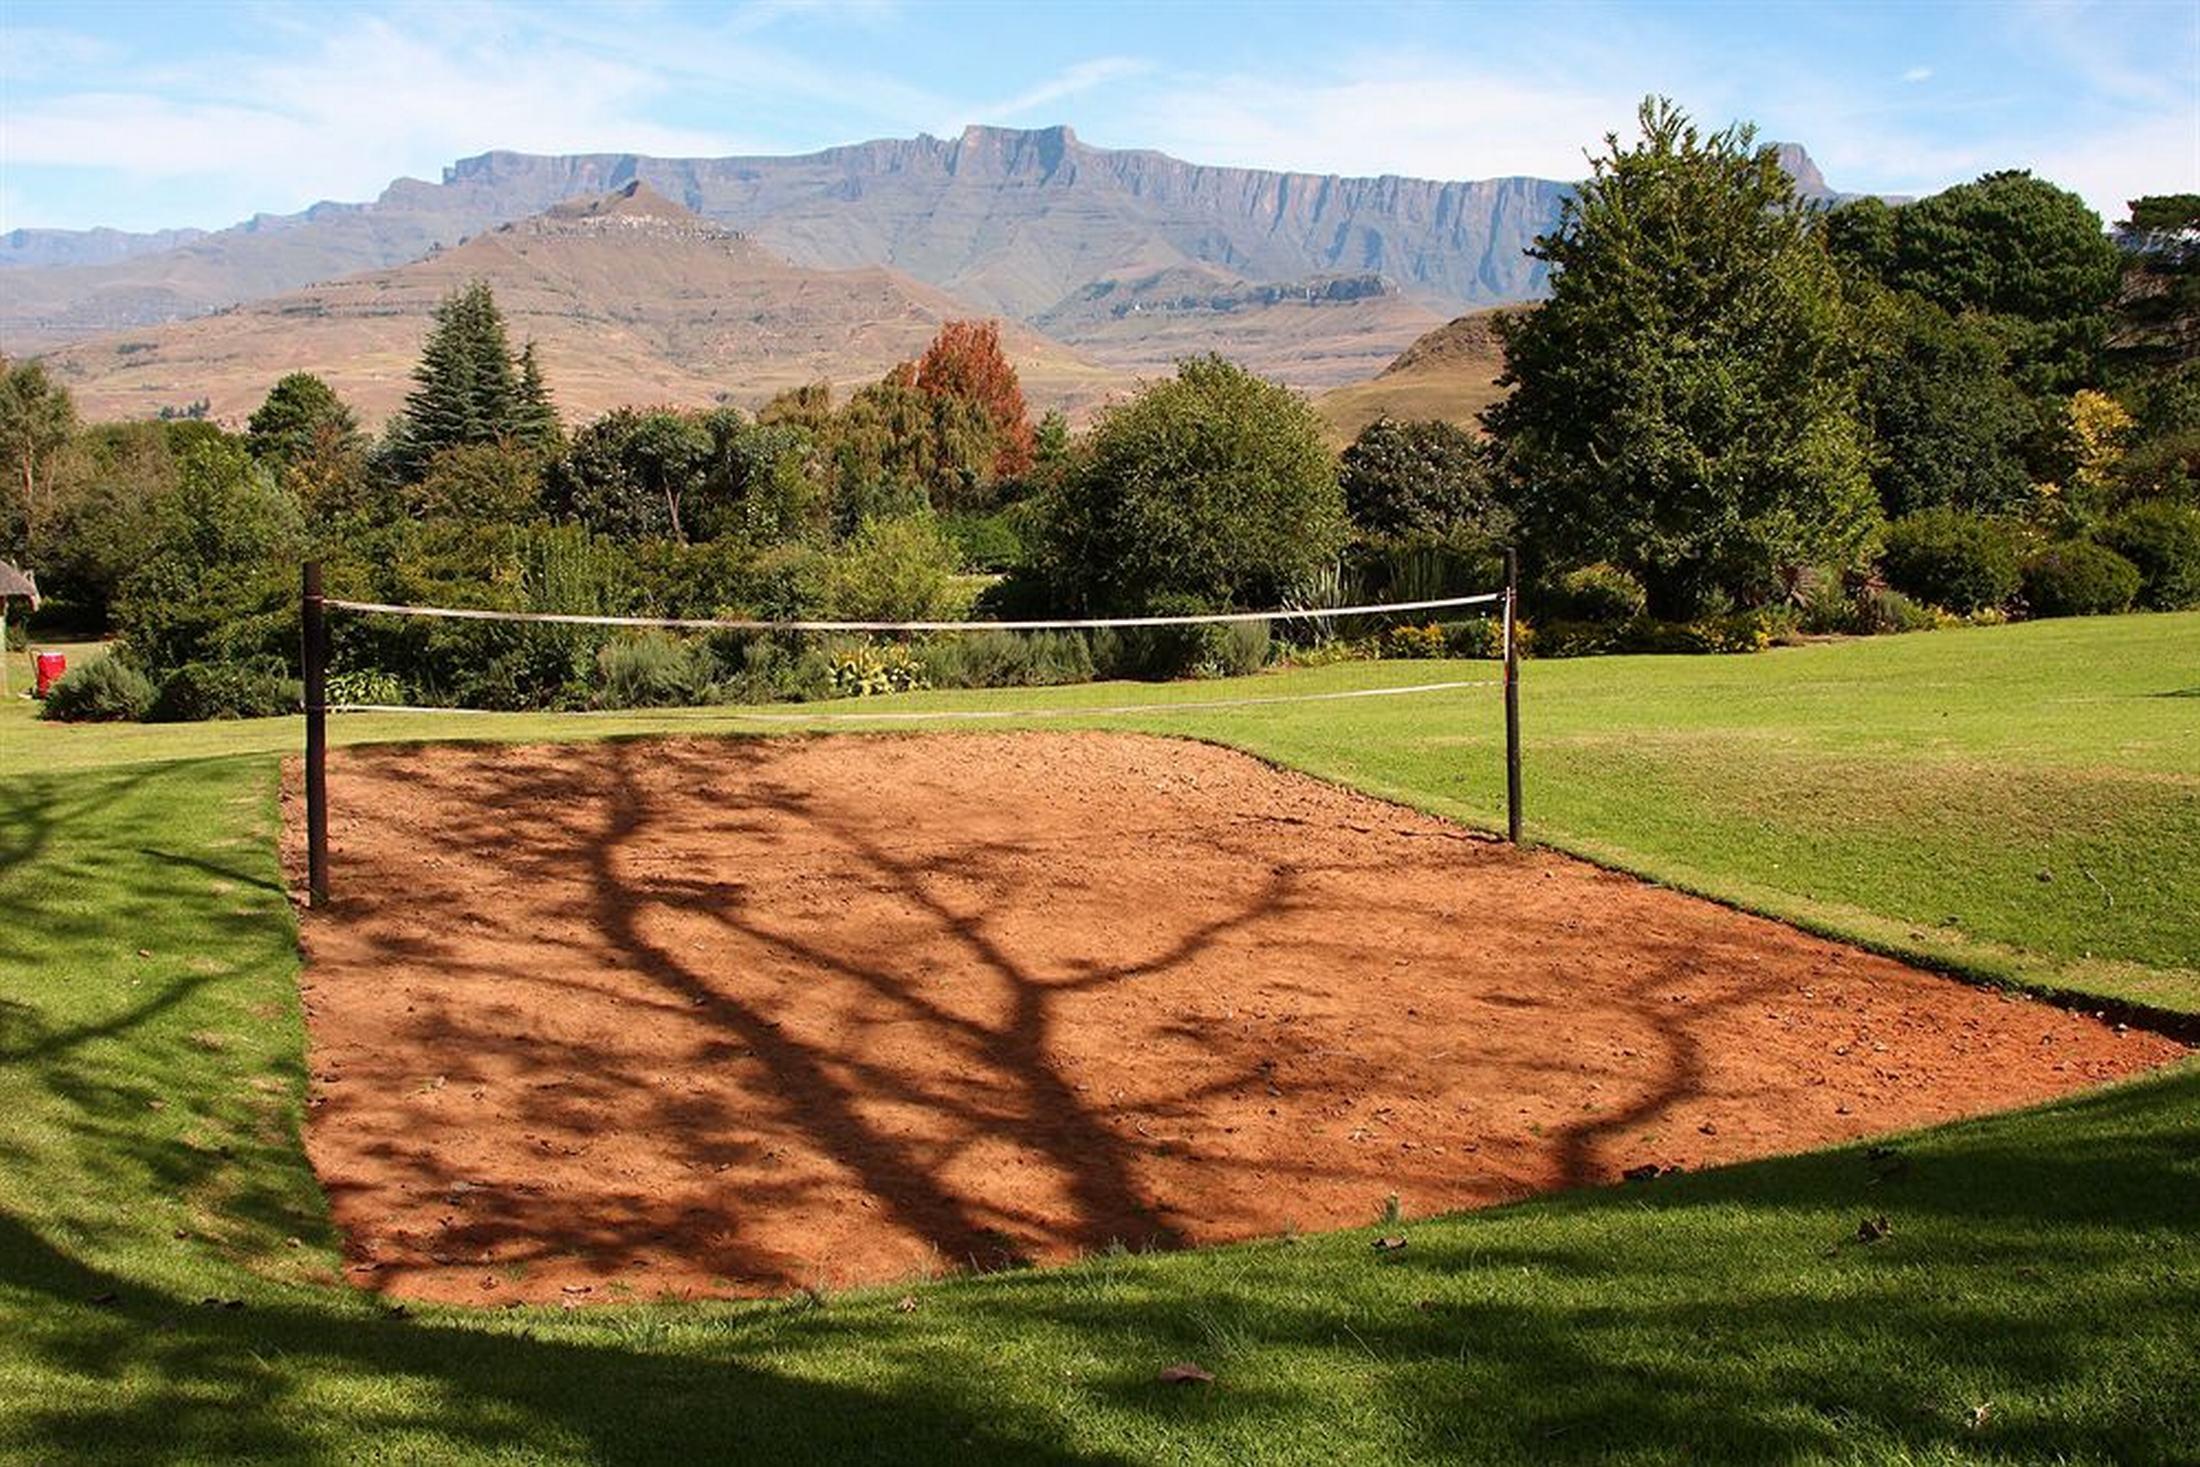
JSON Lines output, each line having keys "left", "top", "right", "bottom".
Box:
{"left": 1967, "top": 1402, "right": 1992, "bottom": 1430}
{"left": 1372, "top": 1235, "right": 1408, "bottom": 1253}
{"left": 1856, "top": 1215, "right": 1892, "bottom": 1244}
{"left": 895, "top": 1295, "right": 919, "bottom": 1314}
{"left": 1157, "top": 1362, "right": 1215, "bottom": 1385}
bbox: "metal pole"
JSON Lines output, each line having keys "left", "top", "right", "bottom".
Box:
{"left": 1502, "top": 547, "right": 1522, "bottom": 845}
{"left": 303, "top": 561, "right": 330, "bottom": 906}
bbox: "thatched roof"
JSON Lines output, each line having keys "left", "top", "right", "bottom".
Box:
{"left": 0, "top": 560, "right": 38, "bottom": 608}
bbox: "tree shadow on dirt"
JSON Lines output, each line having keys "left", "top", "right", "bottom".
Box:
{"left": 295, "top": 734, "right": 2177, "bottom": 1303}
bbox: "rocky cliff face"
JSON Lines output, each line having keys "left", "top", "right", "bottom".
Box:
{"left": 423, "top": 126, "right": 1570, "bottom": 318}
{"left": 0, "top": 224, "right": 210, "bottom": 270}
{"left": 4, "top": 127, "right": 1854, "bottom": 381}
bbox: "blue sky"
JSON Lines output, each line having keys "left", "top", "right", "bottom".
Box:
{"left": 2, "top": 0, "right": 2193, "bottom": 235}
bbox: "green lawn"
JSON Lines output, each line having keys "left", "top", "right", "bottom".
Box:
{"left": 3, "top": 615, "right": 2197, "bottom": 1463}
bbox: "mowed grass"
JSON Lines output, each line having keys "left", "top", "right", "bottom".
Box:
{"left": 2, "top": 614, "right": 2197, "bottom": 1463}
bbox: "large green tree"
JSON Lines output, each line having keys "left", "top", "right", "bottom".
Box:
{"left": 245, "top": 372, "right": 368, "bottom": 514}
{"left": 1830, "top": 172, "right": 2123, "bottom": 394}
{"left": 550, "top": 407, "right": 715, "bottom": 542}
{"left": 1485, "top": 98, "right": 1878, "bottom": 612}
{"left": 0, "top": 358, "right": 80, "bottom": 560}
{"left": 1854, "top": 289, "right": 2036, "bottom": 518}
{"left": 246, "top": 373, "right": 358, "bottom": 466}
{"left": 385, "top": 282, "right": 543, "bottom": 481}
{"left": 1036, "top": 355, "right": 1345, "bottom": 612}
{"left": 112, "top": 437, "right": 304, "bottom": 675}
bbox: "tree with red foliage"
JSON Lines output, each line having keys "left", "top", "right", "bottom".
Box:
{"left": 915, "top": 320, "right": 1036, "bottom": 477}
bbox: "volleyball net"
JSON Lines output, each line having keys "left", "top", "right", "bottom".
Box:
{"left": 296, "top": 558, "right": 1525, "bottom": 902}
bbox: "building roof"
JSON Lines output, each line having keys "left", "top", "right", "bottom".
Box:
{"left": 0, "top": 561, "right": 39, "bottom": 608}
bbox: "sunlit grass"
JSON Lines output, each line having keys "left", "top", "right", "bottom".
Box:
{"left": 3, "top": 613, "right": 2196, "bottom": 1463}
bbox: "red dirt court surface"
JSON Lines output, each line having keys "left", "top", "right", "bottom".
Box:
{"left": 284, "top": 732, "right": 2183, "bottom": 1305}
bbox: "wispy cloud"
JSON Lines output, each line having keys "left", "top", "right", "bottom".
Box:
{"left": 974, "top": 57, "right": 1152, "bottom": 129}
{"left": 2, "top": 0, "right": 2194, "bottom": 233}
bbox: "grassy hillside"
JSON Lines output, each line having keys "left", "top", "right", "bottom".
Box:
{"left": 3, "top": 615, "right": 2196, "bottom": 1462}
{"left": 1313, "top": 307, "right": 1512, "bottom": 442}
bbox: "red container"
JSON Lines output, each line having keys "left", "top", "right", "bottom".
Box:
{"left": 33, "top": 652, "right": 65, "bottom": 698}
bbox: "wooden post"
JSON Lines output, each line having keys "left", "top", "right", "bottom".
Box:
{"left": 303, "top": 561, "right": 330, "bottom": 907}
{"left": 1502, "top": 546, "right": 1523, "bottom": 845}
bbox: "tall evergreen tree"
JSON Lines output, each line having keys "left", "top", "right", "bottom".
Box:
{"left": 246, "top": 373, "right": 360, "bottom": 466}
{"left": 387, "top": 282, "right": 529, "bottom": 481}
{"left": 513, "top": 341, "right": 564, "bottom": 455}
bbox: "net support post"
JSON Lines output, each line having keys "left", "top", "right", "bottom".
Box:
{"left": 1502, "top": 546, "right": 1523, "bottom": 845}
{"left": 302, "top": 560, "right": 330, "bottom": 907}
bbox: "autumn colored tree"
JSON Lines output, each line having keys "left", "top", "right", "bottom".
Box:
{"left": 915, "top": 319, "right": 1035, "bottom": 477}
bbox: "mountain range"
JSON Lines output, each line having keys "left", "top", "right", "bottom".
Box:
{"left": 3, "top": 125, "right": 1851, "bottom": 426}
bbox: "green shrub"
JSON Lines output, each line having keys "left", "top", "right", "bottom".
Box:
{"left": 2021, "top": 542, "right": 2141, "bottom": 617}
{"left": 1533, "top": 620, "right": 1626, "bottom": 659}
{"left": 1089, "top": 595, "right": 1270, "bottom": 680}
{"left": 146, "top": 660, "right": 301, "bottom": 722}
{"left": 1544, "top": 562, "right": 1648, "bottom": 623}
{"left": 1689, "top": 610, "right": 1785, "bottom": 654}
{"left": 1849, "top": 586, "right": 1940, "bottom": 635}
{"left": 325, "top": 669, "right": 402, "bottom": 708}
{"left": 1797, "top": 575, "right": 1857, "bottom": 634}
{"left": 822, "top": 641, "right": 929, "bottom": 697}
{"left": 1879, "top": 509, "right": 2020, "bottom": 614}
{"left": 2096, "top": 502, "right": 2200, "bottom": 610}
{"left": 940, "top": 512, "right": 1026, "bottom": 574}
{"left": 709, "top": 635, "right": 828, "bottom": 705}
{"left": 1035, "top": 356, "right": 1346, "bottom": 611}
{"left": 595, "top": 633, "right": 719, "bottom": 709}
{"left": 823, "top": 516, "right": 960, "bottom": 622}
{"left": 1378, "top": 623, "right": 1450, "bottom": 659}
{"left": 1441, "top": 617, "right": 1507, "bottom": 659}
{"left": 40, "top": 656, "right": 154, "bottom": 722}
{"left": 915, "top": 630, "right": 1093, "bottom": 689}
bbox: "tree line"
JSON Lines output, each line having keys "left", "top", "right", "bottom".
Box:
{"left": 6, "top": 97, "right": 2196, "bottom": 720}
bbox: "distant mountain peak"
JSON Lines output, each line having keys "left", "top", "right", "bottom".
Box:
{"left": 542, "top": 180, "right": 697, "bottom": 222}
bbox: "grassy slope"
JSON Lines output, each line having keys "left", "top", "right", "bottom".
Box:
{"left": 3, "top": 616, "right": 2197, "bottom": 1463}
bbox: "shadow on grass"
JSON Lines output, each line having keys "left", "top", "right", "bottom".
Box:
{"left": 0, "top": 1214, "right": 1126, "bottom": 1464}
{"left": 4, "top": 1068, "right": 2195, "bottom": 1464}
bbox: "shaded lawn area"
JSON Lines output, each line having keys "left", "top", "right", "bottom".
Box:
{"left": 2, "top": 614, "right": 2197, "bottom": 1462}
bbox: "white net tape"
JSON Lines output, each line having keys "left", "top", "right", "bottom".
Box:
{"left": 325, "top": 678, "right": 1501, "bottom": 721}
{"left": 322, "top": 590, "right": 1502, "bottom": 633}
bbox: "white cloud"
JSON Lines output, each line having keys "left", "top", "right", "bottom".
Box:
{"left": 1901, "top": 66, "right": 1933, "bottom": 84}
{"left": 0, "top": 5, "right": 913, "bottom": 228}
{"left": 2033, "top": 112, "right": 2200, "bottom": 225}
{"left": 974, "top": 57, "right": 1152, "bottom": 129}
{"left": 1103, "top": 60, "right": 1636, "bottom": 183}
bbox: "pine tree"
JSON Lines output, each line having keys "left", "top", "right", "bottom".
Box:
{"left": 513, "top": 342, "right": 563, "bottom": 455}
{"left": 387, "top": 282, "right": 530, "bottom": 480}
